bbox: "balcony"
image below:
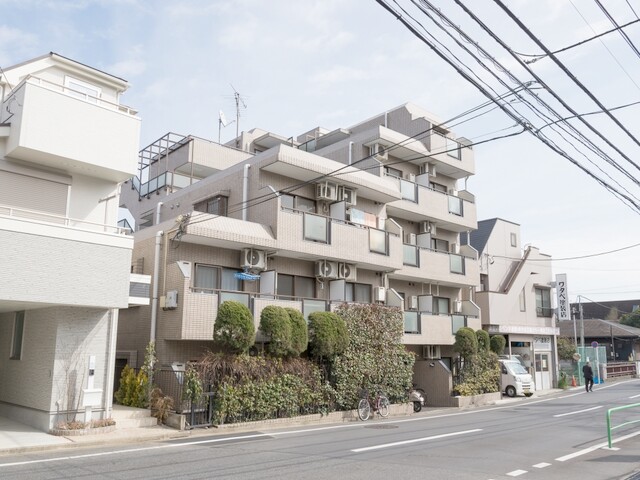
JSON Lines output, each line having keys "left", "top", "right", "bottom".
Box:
{"left": 0, "top": 205, "right": 133, "bottom": 311}
{"left": 386, "top": 181, "right": 477, "bottom": 232}
{"left": 402, "top": 313, "right": 479, "bottom": 345}
{"left": 396, "top": 245, "right": 479, "bottom": 287}
{"left": 1, "top": 76, "right": 140, "bottom": 182}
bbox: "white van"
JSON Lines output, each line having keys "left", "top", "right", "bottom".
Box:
{"left": 500, "top": 359, "right": 534, "bottom": 397}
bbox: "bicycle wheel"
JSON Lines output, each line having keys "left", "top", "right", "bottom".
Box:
{"left": 357, "top": 398, "right": 370, "bottom": 421}
{"left": 378, "top": 396, "right": 390, "bottom": 418}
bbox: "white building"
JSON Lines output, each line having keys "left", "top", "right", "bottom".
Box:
{"left": 0, "top": 53, "right": 145, "bottom": 431}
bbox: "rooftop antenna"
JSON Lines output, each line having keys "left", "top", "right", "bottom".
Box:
{"left": 231, "top": 84, "right": 246, "bottom": 149}
{"left": 218, "top": 110, "right": 235, "bottom": 144}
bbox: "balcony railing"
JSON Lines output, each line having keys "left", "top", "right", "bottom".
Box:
{"left": 402, "top": 243, "right": 468, "bottom": 275}
{"left": 0, "top": 204, "right": 130, "bottom": 235}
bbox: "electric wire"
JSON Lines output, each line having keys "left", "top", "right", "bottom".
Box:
{"left": 593, "top": 0, "right": 640, "bottom": 60}
{"left": 491, "top": 240, "right": 640, "bottom": 262}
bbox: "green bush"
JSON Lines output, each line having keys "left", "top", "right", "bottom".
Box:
{"left": 476, "top": 329, "right": 490, "bottom": 352}
{"left": 332, "top": 303, "right": 414, "bottom": 409}
{"left": 214, "top": 301, "right": 255, "bottom": 353}
{"left": 454, "top": 327, "right": 478, "bottom": 360}
{"left": 489, "top": 335, "right": 506, "bottom": 355}
{"left": 308, "top": 312, "right": 348, "bottom": 359}
{"left": 557, "top": 336, "right": 576, "bottom": 361}
{"left": 286, "top": 308, "right": 308, "bottom": 356}
{"left": 114, "top": 365, "right": 149, "bottom": 408}
{"left": 453, "top": 352, "right": 500, "bottom": 396}
{"left": 260, "top": 305, "right": 292, "bottom": 357}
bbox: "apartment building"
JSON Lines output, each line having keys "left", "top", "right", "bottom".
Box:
{"left": 0, "top": 53, "right": 144, "bottom": 431}
{"left": 117, "top": 103, "right": 480, "bottom": 399}
{"left": 462, "top": 218, "right": 559, "bottom": 390}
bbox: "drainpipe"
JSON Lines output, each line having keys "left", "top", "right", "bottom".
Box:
{"left": 105, "top": 308, "right": 119, "bottom": 419}
{"left": 242, "top": 164, "right": 250, "bottom": 221}
{"left": 150, "top": 229, "right": 164, "bottom": 343}
{"left": 155, "top": 201, "right": 163, "bottom": 225}
{"left": 348, "top": 141, "right": 354, "bottom": 165}
{"left": 384, "top": 111, "right": 388, "bottom": 128}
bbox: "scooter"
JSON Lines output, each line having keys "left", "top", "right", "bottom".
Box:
{"left": 409, "top": 387, "right": 426, "bottom": 413}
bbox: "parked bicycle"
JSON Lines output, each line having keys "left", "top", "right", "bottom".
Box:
{"left": 357, "top": 387, "right": 390, "bottom": 421}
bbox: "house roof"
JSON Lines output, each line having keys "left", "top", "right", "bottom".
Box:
{"left": 570, "top": 300, "right": 640, "bottom": 319}
{"left": 558, "top": 318, "right": 640, "bottom": 338}
{"left": 461, "top": 218, "right": 497, "bottom": 254}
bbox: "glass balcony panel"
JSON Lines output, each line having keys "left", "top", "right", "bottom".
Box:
{"left": 403, "top": 244, "right": 418, "bottom": 266}
{"left": 451, "top": 314, "right": 466, "bottom": 334}
{"left": 219, "top": 291, "right": 250, "bottom": 308}
{"left": 369, "top": 228, "right": 388, "bottom": 255}
{"left": 448, "top": 195, "right": 463, "bottom": 215}
{"left": 404, "top": 311, "right": 420, "bottom": 334}
{"left": 303, "top": 299, "right": 327, "bottom": 321}
{"left": 400, "top": 179, "right": 417, "bottom": 202}
{"left": 449, "top": 254, "right": 465, "bottom": 274}
{"left": 304, "top": 213, "right": 329, "bottom": 243}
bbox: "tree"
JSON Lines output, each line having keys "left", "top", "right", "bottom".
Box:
{"left": 490, "top": 335, "right": 506, "bottom": 355}
{"left": 308, "top": 312, "right": 348, "bottom": 359}
{"left": 476, "top": 329, "right": 490, "bottom": 352}
{"left": 605, "top": 307, "right": 620, "bottom": 321}
{"left": 557, "top": 336, "right": 577, "bottom": 361}
{"left": 214, "top": 301, "right": 255, "bottom": 353}
{"left": 259, "top": 305, "right": 292, "bottom": 357}
{"left": 454, "top": 327, "right": 478, "bottom": 360}
{"left": 285, "top": 308, "right": 308, "bottom": 356}
{"left": 620, "top": 308, "right": 640, "bottom": 329}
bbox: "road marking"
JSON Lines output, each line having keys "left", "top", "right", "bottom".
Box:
{"left": 553, "top": 405, "right": 602, "bottom": 417}
{"left": 506, "top": 469, "right": 528, "bottom": 476}
{"left": 350, "top": 428, "right": 481, "bottom": 453}
{"left": 555, "top": 430, "right": 640, "bottom": 462}
{"left": 629, "top": 394, "right": 640, "bottom": 399}
{"left": 533, "top": 462, "right": 551, "bottom": 468}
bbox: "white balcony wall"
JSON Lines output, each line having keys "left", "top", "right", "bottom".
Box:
{"left": 395, "top": 248, "right": 479, "bottom": 287}
{"left": 429, "top": 132, "right": 474, "bottom": 175}
{"left": 0, "top": 217, "right": 132, "bottom": 309}
{"left": 4, "top": 80, "right": 140, "bottom": 182}
{"left": 404, "top": 314, "right": 457, "bottom": 345}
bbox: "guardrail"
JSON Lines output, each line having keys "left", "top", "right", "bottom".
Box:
{"left": 606, "top": 403, "right": 640, "bottom": 448}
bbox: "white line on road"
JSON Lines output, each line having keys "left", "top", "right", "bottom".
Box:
{"left": 555, "top": 430, "right": 640, "bottom": 462}
{"left": 553, "top": 405, "right": 602, "bottom": 417}
{"left": 533, "top": 462, "right": 551, "bottom": 468}
{"left": 629, "top": 393, "right": 640, "bottom": 399}
{"left": 506, "top": 469, "right": 528, "bottom": 476}
{"left": 350, "top": 428, "right": 482, "bottom": 453}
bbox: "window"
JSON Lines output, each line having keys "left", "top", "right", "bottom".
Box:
{"left": 535, "top": 287, "right": 552, "bottom": 317}
{"left": 431, "top": 238, "right": 449, "bottom": 252}
{"left": 519, "top": 288, "right": 526, "bottom": 312}
{"left": 277, "top": 274, "right": 314, "bottom": 298}
{"left": 194, "top": 265, "right": 241, "bottom": 292}
{"left": 345, "top": 283, "right": 371, "bottom": 303}
{"left": 194, "top": 195, "right": 228, "bottom": 216}
{"left": 510, "top": 232, "right": 517, "bottom": 247}
{"left": 281, "top": 194, "right": 316, "bottom": 213}
{"left": 430, "top": 182, "right": 447, "bottom": 193}
{"left": 433, "top": 297, "right": 450, "bottom": 315}
{"left": 10, "top": 311, "right": 24, "bottom": 360}
{"left": 384, "top": 166, "right": 402, "bottom": 178}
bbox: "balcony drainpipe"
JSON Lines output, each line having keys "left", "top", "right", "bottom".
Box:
{"left": 242, "top": 164, "right": 250, "bottom": 221}
{"left": 150, "top": 229, "right": 163, "bottom": 344}
{"left": 384, "top": 111, "right": 388, "bottom": 128}
{"left": 348, "top": 142, "right": 353, "bottom": 165}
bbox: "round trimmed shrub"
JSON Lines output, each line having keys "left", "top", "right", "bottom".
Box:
{"left": 476, "top": 329, "right": 490, "bottom": 352}
{"left": 454, "top": 326, "right": 478, "bottom": 360}
{"left": 285, "top": 308, "right": 308, "bottom": 356}
{"left": 489, "top": 334, "right": 506, "bottom": 355}
{"left": 214, "top": 301, "right": 255, "bottom": 353}
{"left": 259, "top": 305, "right": 292, "bottom": 357}
{"left": 308, "top": 311, "right": 348, "bottom": 359}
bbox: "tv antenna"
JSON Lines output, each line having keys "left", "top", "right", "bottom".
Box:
{"left": 231, "top": 84, "right": 246, "bottom": 148}
{"left": 218, "top": 110, "right": 235, "bottom": 143}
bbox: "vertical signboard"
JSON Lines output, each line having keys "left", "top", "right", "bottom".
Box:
{"left": 556, "top": 273, "right": 570, "bottom": 320}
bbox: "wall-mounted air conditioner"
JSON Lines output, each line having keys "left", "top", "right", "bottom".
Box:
{"left": 242, "top": 248, "right": 267, "bottom": 270}
{"left": 419, "top": 221, "right": 436, "bottom": 235}
{"left": 316, "top": 182, "right": 338, "bottom": 201}
{"left": 165, "top": 290, "right": 178, "bottom": 309}
{"left": 370, "top": 143, "right": 388, "bottom": 161}
{"left": 373, "top": 286, "right": 386, "bottom": 303}
{"left": 315, "top": 260, "right": 338, "bottom": 279}
{"left": 404, "top": 233, "right": 417, "bottom": 245}
{"left": 407, "top": 295, "right": 418, "bottom": 310}
{"left": 337, "top": 186, "right": 357, "bottom": 205}
{"left": 423, "top": 345, "right": 441, "bottom": 360}
{"left": 338, "top": 263, "right": 357, "bottom": 281}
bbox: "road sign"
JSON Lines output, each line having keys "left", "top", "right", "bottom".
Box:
{"left": 591, "top": 341, "right": 599, "bottom": 348}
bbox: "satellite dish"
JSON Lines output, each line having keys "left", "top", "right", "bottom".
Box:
{"left": 573, "top": 352, "right": 581, "bottom": 361}
{"left": 219, "top": 110, "right": 229, "bottom": 127}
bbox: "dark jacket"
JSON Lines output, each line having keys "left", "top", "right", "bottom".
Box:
{"left": 582, "top": 364, "right": 594, "bottom": 379}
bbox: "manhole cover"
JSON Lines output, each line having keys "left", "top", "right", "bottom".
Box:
{"left": 364, "top": 424, "right": 399, "bottom": 429}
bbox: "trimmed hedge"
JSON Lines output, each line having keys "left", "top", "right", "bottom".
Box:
{"left": 308, "top": 311, "right": 348, "bottom": 359}
{"left": 213, "top": 301, "right": 255, "bottom": 353}
{"left": 286, "top": 308, "right": 308, "bottom": 356}
{"left": 259, "top": 305, "right": 292, "bottom": 357}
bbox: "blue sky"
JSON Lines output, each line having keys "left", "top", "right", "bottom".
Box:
{"left": 2, "top": 0, "right": 640, "bottom": 304}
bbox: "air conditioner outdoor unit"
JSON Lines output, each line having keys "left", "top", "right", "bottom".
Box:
{"left": 420, "top": 162, "right": 436, "bottom": 177}
{"left": 407, "top": 295, "right": 418, "bottom": 310}
{"left": 373, "top": 286, "right": 386, "bottom": 303}
{"left": 454, "top": 300, "right": 462, "bottom": 313}
{"left": 242, "top": 248, "right": 267, "bottom": 270}
{"left": 338, "top": 263, "right": 357, "bottom": 281}
{"left": 337, "top": 186, "right": 357, "bottom": 205}
{"left": 419, "top": 221, "right": 436, "bottom": 235}
{"left": 316, "top": 182, "right": 338, "bottom": 201}
{"left": 404, "top": 233, "right": 417, "bottom": 245}
{"left": 448, "top": 188, "right": 459, "bottom": 196}
{"left": 450, "top": 243, "right": 460, "bottom": 254}
{"left": 315, "top": 260, "right": 338, "bottom": 279}
{"left": 405, "top": 173, "right": 416, "bottom": 182}
{"left": 370, "top": 143, "right": 388, "bottom": 161}
{"left": 423, "top": 345, "right": 441, "bottom": 360}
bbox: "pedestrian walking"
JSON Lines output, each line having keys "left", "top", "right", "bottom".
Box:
{"left": 582, "top": 361, "right": 594, "bottom": 392}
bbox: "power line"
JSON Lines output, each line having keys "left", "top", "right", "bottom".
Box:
{"left": 492, "top": 240, "right": 640, "bottom": 262}
{"left": 593, "top": 0, "right": 640, "bottom": 61}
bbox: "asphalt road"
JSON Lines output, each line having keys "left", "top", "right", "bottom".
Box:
{"left": 1, "top": 379, "right": 639, "bottom": 480}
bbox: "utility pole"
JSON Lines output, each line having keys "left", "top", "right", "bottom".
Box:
{"left": 571, "top": 305, "right": 578, "bottom": 348}
{"left": 579, "top": 295, "right": 585, "bottom": 354}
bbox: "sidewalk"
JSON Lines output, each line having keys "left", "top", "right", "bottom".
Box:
{"left": 0, "top": 387, "right": 565, "bottom": 456}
